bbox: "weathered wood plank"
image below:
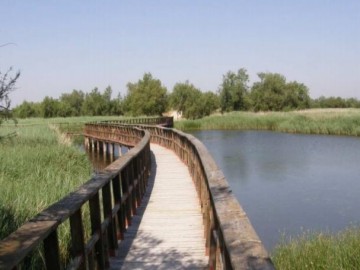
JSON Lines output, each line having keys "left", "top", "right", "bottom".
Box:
{"left": 110, "top": 144, "right": 208, "bottom": 269}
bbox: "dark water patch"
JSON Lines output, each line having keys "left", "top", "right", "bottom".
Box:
{"left": 77, "top": 140, "right": 129, "bottom": 174}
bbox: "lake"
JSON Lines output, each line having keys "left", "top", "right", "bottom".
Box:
{"left": 189, "top": 130, "right": 360, "bottom": 251}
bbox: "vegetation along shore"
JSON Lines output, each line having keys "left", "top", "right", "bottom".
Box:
{"left": 272, "top": 227, "right": 360, "bottom": 270}
{"left": 175, "top": 109, "right": 360, "bottom": 137}
{"left": 0, "top": 121, "right": 92, "bottom": 266}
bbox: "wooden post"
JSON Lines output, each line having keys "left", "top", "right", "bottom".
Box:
{"left": 69, "top": 209, "right": 86, "bottom": 270}
{"left": 129, "top": 161, "right": 137, "bottom": 215}
{"left": 109, "top": 143, "right": 114, "bottom": 157}
{"left": 121, "top": 167, "right": 131, "bottom": 227}
{"left": 89, "top": 193, "right": 106, "bottom": 270}
{"left": 91, "top": 139, "right": 95, "bottom": 151}
{"left": 43, "top": 230, "right": 61, "bottom": 270}
{"left": 84, "top": 137, "right": 89, "bottom": 149}
{"left": 96, "top": 140, "right": 100, "bottom": 153}
{"left": 102, "top": 182, "right": 118, "bottom": 256}
{"left": 103, "top": 142, "right": 107, "bottom": 155}
{"left": 112, "top": 174, "right": 125, "bottom": 239}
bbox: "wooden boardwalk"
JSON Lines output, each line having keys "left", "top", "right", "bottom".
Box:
{"left": 110, "top": 144, "right": 208, "bottom": 270}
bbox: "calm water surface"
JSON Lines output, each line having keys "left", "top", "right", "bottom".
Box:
{"left": 190, "top": 130, "right": 360, "bottom": 251}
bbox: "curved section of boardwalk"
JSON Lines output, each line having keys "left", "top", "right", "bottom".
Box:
{"left": 110, "top": 144, "right": 208, "bottom": 270}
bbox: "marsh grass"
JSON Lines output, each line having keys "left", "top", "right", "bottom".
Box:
{"left": 175, "top": 109, "right": 360, "bottom": 136}
{"left": 0, "top": 120, "right": 93, "bottom": 267}
{"left": 272, "top": 227, "right": 360, "bottom": 270}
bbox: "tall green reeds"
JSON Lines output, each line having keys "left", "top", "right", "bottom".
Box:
{"left": 272, "top": 227, "right": 360, "bottom": 270}
{"left": 174, "top": 109, "right": 360, "bottom": 136}
{"left": 0, "top": 121, "right": 92, "bottom": 267}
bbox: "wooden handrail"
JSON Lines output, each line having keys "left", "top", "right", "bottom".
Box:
{"left": 134, "top": 125, "right": 275, "bottom": 270}
{"left": 0, "top": 118, "right": 273, "bottom": 270}
{"left": 0, "top": 126, "right": 151, "bottom": 269}
{"left": 100, "top": 116, "right": 174, "bottom": 128}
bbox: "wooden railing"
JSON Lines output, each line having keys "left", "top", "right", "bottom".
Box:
{"left": 0, "top": 118, "right": 274, "bottom": 270}
{"left": 135, "top": 125, "right": 275, "bottom": 270}
{"left": 0, "top": 125, "right": 151, "bottom": 269}
{"left": 101, "top": 116, "right": 174, "bottom": 128}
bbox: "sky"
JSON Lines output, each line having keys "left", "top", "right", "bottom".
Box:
{"left": 1, "top": 0, "right": 360, "bottom": 106}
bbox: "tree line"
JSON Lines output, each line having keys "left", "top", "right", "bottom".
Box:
{"left": 12, "top": 69, "right": 360, "bottom": 119}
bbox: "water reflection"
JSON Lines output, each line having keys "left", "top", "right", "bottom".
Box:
{"left": 190, "top": 130, "right": 360, "bottom": 251}
{"left": 80, "top": 143, "right": 129, "bottom": 174}
{"left": 86, "top": 150, "right": 115, "bottom": 173}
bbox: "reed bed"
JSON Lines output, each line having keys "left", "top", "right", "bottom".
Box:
{"left": 175, "top": 109, "right": 360, "bottom": 136}
{"left": 0, "top": 121, "right": 92, "bottom": 267}
{"left": 272, "top": 227, "right": 360, "bottom": 270}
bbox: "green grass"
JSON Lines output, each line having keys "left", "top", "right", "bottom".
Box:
{"left": 0, "top": 120, "right": 93, "bottom": 267}
{"left": 272, "top": 227, "right": 360, "bottom": 270}
{"left": 175, "top": 109, "right": 360, "bottom": 136}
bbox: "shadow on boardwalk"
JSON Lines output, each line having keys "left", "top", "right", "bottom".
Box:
{"left": 110, "top": 149, "right": 208, "bottom": 270}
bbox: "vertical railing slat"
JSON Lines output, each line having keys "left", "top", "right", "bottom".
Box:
{"left": 102, "top": 182, "right": 118, "bottom": 256}
{"left": 43, "top": 230, "right": 61, "bottom": 270}
{"left": 112, "top": 173, "right": 125, "bottom": 239}
{"left": 89, "top": 193, "right": 106, "bottom": 270}
{"left": 69, "top": 209, "right": 86, "bottom": 270}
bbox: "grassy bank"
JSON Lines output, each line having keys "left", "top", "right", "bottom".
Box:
{"left": 175, "top": 109, "right": 360, "bottom": 136}
{"left": 0, "top": 120, "right": 93, "bottom": 266}
{"left": 272, "top": 227, "right": 360, "bottom": 269}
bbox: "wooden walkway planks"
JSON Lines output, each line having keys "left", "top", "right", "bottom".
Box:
{"left": 110, "top": 144, "right": 208, "bottom": 270}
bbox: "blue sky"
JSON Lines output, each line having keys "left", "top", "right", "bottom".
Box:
{"left": 2, "top": 0, "right": 360, "bottom": 106}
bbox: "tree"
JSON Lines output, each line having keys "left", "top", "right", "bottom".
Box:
{"left": 13, "top": 101, "right": 38, "bottom": 118}
{"left": 202, "top": 91, "right": 220, "bottom": 116}
{"left": 108, "top": 92, "right": 124, "bottom": 115}
{"left": 169, "top": 81, "right": 219, "bottom": 119}
{"left": 169, "top": 81, "right": 198, "bottom": 114}
{"left": 219, "top": 68, "right": 249, "bottom": 113}
{"left": 102, "top": 86, "right": 113, "bottom": 115}
{"left": 124, "top": 73, "right": 168, "bottom": 116}
{"left": 81, "top": 87, "right": 108, "bottom": 116}
{"left": 311, "top": 96, "right": 356, "bottom": 108}
{"left": 0, "top": 68, "right": 20, "bottom": 124}
{"left": 59, "top": 89, "right": 85, "bottom": 116}
{"left": 250, "top": 72, "right": 311, "bottom": 111}
{"left": 345, "top": 98, "right": 360, "bottom": 108}
{"left": 41, "top": 96, "right": 60, "bottom": 118}
{"left": 284, "top": 81, "right": 311, "bottom": 110}
{"left": 12, "top": 86, "right": 124, "bottom": 118}
{"left": 250, "top": 73, "right": 286, "bottom": 111}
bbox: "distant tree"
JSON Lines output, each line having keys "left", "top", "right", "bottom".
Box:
{"left": 109, "top": 92, "right": 124, "bottom": 115}
{"left": 345, "top": 98, "right": 360, "bottom": 108}
{"left": 169, "top": 81, "right": 219, "bottom": 119}
{"left": 59, "top": 89, "right": 85, "bottom": 116}
{"left": 81, "top": 87, "right": 107, "bottom": 116}
{"left": 13, "top": 101, "right": 37, "bottom": 118}
{"left": 41, "top": 96, "right": 60, "bottom": 118}
{"left": 283, "top": 81, "right": 311, "bottom": 110}
{"left": 13, "top": 86, "right": 124, "bottom": 118}
{"left": 219, "top": 68, "right": 249, "bottom": 112}
{"left": 202, "top": 91, "right": 220, "bottom": 116}
{"left": 0, "top": 68, "right": 20, "bottom": 124}
{"left": 170, "top": 81, "right": 198, "bottom": 114}
{"left": 250, "top": 73, "right": 286, "bottom": 111}
{"left": 311, "top": 96, "right": 356, "bottom": 109}
{"left": 124, "top": 73, "right": 168, "bottom": 116}
{"left": 250, "top": 72, "right": 311, "bottom": 111}
{"left": 102, "top": 86, "right": 113, "bottom": 115}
